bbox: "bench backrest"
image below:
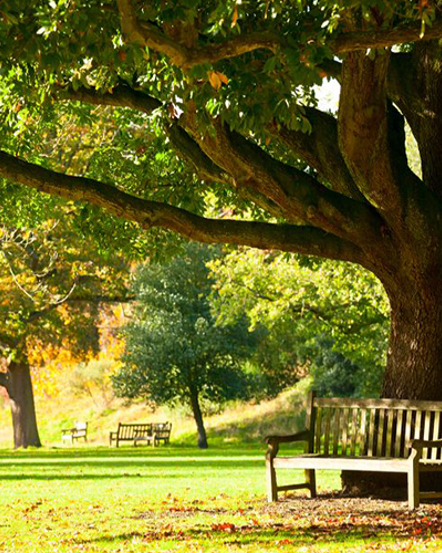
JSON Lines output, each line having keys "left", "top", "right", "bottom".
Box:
{"left": 75, "top": 422, "right": 87, "bottom": 431}
{"left": 152, "top": 422, "right": 172, "bottom": 438}
{"left": 307, "top": 394, "right": 442, "bottom": 460}
{"left": 117, "top": 423, "right": 153, "bottom": 439}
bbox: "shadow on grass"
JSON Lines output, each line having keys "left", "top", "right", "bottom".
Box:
{"left": 0, "top": 444, "right": 269, "bottom": 460}
{"left": 0, "top": 447, "right": 269, "bottom": 481}
{"left": 76, "top": 507, "right": 442, "bottom": 548}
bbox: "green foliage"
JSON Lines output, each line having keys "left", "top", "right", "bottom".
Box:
{"left": 113, "top": 243, "right": 259, "bottom": 410}
{"left": 209, "top": 248, "right": 389, "bottom": 396}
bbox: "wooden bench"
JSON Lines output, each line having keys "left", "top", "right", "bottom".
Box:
{"left": 151, "top": 422, "right": 172, "bottom": 445}
{"left": 61, "top": 421, "right": 88, "bottom": 444}
{"left": 109, "top": 422, "right": 172, "bottom": 447}
{"left": 266, "top": 392, "right": 442, "bottom": 509}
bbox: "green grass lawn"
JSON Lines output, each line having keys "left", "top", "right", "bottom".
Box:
{"left": 0, "top": 445, "right": 441, "bottom": 552}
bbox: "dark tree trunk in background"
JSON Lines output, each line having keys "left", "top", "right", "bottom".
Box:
{"left": 7, "top": 359, "right": 41, "bottom": 448}
{"left": 189, "top": 388, "right": 208, "bottom": 449}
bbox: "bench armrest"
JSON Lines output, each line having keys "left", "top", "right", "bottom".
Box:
{"left": 265, "top": 429, "right": 310, "bottom": 459}
{"left": 61, "top": 428, "right": 75, "bottom": 435}
{"left": 265, "top": 429, "right": 310, "bottom": 446}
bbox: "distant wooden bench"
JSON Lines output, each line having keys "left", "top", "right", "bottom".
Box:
{"left": 109, "top": 422, "right": 172, "bottom": 447}
{"left": 61, "top": 421, "right": 88, "bottom": 444}
{"left": 266, "top": 392, "right": 442, "bottom": 509}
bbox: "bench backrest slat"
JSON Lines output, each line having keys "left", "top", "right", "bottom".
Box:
{"left": 350, "top": 408, "right": 358, "bottom": 456}
{"left": 310, "top": 396, "right": 442, "bottom": 460}
{"left": 367, "top": 408, "right": 376, "bottom": 456}
{"left": 315, "top": 407, "right": 322, "bottom": 453}
{"left": 341, "top": 408, "right": 349, "bottom": 455}
{"left": 434, "top": 412, "right": 441, "bottom": 460}
{"left": 332, "top": 408, "right": 341, "bottom": 455}
{"left": 323, "top": 408, "right": 332, "bottom": 455}
{"left": 394, "top": 410, "right": 404, "bottom": 457}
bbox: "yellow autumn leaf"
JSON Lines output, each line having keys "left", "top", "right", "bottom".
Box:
{"left": 218, "top": 72, "right": 229, "bottom": 85}
{"left": 231, "top": 4, "right": 238, "bottom": 27}
{"left": 208, "top": 71, "right": 222, "bottom": 90}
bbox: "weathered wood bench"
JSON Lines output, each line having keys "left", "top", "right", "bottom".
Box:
{"left": 151, "top": 422, "right": 172, "bottom": 445}
{"left": 61, "top": 421, "right": 88, "bottom": 444}
{"left": 109, "top": 422, "right": 172, "bottom": 447}
{"left": 266, "top": 392, "right": 442, "bottom": 509}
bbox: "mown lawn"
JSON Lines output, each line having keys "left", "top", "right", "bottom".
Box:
{"left": 0, "top": 445, "right": 441, "bottom": 552}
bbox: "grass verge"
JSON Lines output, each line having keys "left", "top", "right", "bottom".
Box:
{"left": 0, "top": 445, "right": 441, "bottom": 552}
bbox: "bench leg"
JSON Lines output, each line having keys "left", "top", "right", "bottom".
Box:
{"left": 306, "top": 469, "right": 317, "bottom": 498}
{"left": 408, "top": 465, "right": 420, "bottom": 509}
{"left": 266, "top": 456, "right": 278, "bottom": 502}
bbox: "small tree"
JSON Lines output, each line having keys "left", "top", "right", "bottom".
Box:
{"left": 112, "top": 244, "right": 258, "bottom": 448}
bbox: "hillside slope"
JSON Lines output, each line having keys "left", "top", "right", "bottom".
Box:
{"left": 0, "top": 380, "right": 310, "bottom": 449}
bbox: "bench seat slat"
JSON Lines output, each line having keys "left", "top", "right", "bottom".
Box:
{"left": 273, "top": 454, "right": 411, "bottom": 472}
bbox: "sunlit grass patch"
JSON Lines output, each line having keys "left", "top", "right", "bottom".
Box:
{"left": 0, "top": 446, "right": 441, "bottom": 552}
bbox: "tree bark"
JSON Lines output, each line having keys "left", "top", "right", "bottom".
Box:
{"left": 342, "top": 278, "right": 442, "bottom": 493}
{"left": 382, "top": 291, "right": 442, "bottom": 400}
{"left": 189, "top": 388, "right": 208, "bottom": 449}
{"left": 7, "top": 359, "right": 41, "bottom": 449}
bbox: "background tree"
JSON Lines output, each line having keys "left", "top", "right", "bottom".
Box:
{"left": 112, "top": 243, "right": 259, "bottom": 449}
{"left": 1, "top": 2, "right": 442, "bottom": 400}
{"left": 0, "top": 218, "right": 130, "bottom": 448}
{"left": 209, "top": 248, "right": 389, "bottom": 397}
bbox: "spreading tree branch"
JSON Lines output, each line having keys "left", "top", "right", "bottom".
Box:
{"left": 116, "top": 0, "right": 282, "bottom": 70}
{"left": 116, "top": 0, "right": 442, "bottom": 68}
{"left": 60, "top": 84, "right": 385, "bottom": 249}
{"left": 332, "top": 18, "right": 442, "bottom": 54}
{"left": 0, "top": 149, "right": 368, "bottom": 266}
{"left": 271, "top": 108, "right": 364, "bottom": 201}
{"left": 59, "top": 83, "right": 162, "bottom": 113}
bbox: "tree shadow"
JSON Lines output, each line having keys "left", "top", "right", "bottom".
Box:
{"left": 77, "top": 505, "right": 442, "bottom": 548}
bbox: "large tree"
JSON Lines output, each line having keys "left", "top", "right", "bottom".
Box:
{"left": 0, "top": 1, "right": 441, "bottom": 399}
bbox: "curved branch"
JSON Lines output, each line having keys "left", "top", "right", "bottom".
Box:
{"left": 0, "top": 149, "right": 367, "bottom": 266}
{"left": 332, "top": 18, "right": 442, "bottom": 54}
{"left": 271, "top": 108, "right": 364, "bottom": 201}
{"left": 181, "top": 116, "right": 385, "bottom": 248}
{"left": 116, "top": 0, "right": 282, "bottom": 70}
{"left": 59, "top": 83, "right": 162, "bottom": 114}
{"left": 117, "top": 0, "right": 442, "bottom": 70}
{"left": 165, "top": 123, "right": 227, "bottom": 183}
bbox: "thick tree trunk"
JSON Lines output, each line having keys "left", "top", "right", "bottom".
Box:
{"left": 7, "top": 360, "right": 41, "bottom": 449}
{"left": 189, "top": 389, "right": 208, "bottom": 449}
{"left": 343, "top": 284, "right": 442, "bottom": 494}
{"left": 382, "top": 291, "right": 442, "bottom": 400}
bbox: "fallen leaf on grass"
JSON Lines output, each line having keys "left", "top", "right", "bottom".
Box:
{"left": 211, "top": 522, "right": 236, "bottom": 533}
